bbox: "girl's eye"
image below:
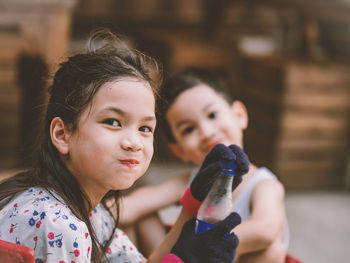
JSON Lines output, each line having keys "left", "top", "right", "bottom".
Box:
{"left": 103, "top": 119, "right": 121, "bottom": 127}
{"left": 208, "top": 111, "right": 218, "bottom": 119}
{"left": 139, "top": 126, "right": 153, "bottom": 133}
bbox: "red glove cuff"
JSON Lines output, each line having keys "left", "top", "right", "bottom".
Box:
{"left": 160, "top": 253, "right": 184, "bottom": 263}
{"left": 180, "top": 187, "right": 202, "bottom": 217}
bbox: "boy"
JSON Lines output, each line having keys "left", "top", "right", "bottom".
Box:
{"left": 121, "top": 68, "right": 289, "bottom": 263}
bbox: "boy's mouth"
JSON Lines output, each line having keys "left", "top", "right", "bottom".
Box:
{"left": 204, "top": 140, "right": 222, "bottom": 153}
{"left": 120, "top": 159, "right": 140, "bottom": 167}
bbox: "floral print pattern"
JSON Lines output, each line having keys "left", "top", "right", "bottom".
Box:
{"left": 0, "top": 188, "right": 143, "bottom": 262}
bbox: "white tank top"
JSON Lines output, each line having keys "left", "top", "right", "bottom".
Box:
{"left": 190, "top": 166, "right": 290, "bottom": 249}
{"left": 232, "top": 167, "right": 290, "bottom": 249}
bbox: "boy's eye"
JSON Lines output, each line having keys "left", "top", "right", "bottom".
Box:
{"left": 208, "top": 111, "right": 218, "bottom": 119}
{"left": 181, "top": 126, "right": 194, "bottom": 136}
{"left": 139, "top": 126, "right": 153, "bottom": 133}
{"left": 103, "top": 119, "right": 121, "bottom": 127}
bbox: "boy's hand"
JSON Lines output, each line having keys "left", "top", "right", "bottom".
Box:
{"left": 228, "top": 144, "right": 250, "bottom": 190}
{"left": 164, "top": 212, "right": 241, "bottom": 263}
{"left": 180, "top": 144, "right": 249, "bottom": 216}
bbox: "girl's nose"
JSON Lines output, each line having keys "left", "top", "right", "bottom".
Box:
{"left": 121, "top": 133, "right": 142, "bottom": 152}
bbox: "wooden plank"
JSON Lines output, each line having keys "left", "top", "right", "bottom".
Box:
{"left": 171, "top": 39, "right": 232, "bottom": 71}
{"left": 279, "top": 169, "right": 344, "bottom": 190}
{"left": 0, "top": 159, "right": 17, "bottom": 170}
{"left": 283, "top": 89, "right": 350, "bottom": 112}
{"left": 285, "top": 81, "right": 350, "bottom": 94}
{"left": 246, "top": 112, "right": 280, "bottom": 136}
{"left": 279, "top": 113, "right": 350, "bottom": 140}
{"left": 276, "top": 159, "right": 346, "bottom": 168}
{"left": 0, "top": 68, "right": 16, "bottom": 84}
{"left": 243, "top": 84, "right": 283, "bottom": 106}
{"left": 240, "top": 57, "right": 284, "bottom": 93}
{"left": 0, "top": 33, "right": 24, "bottom": 62}
{"left": 0, "top": 93, "right": 20, "bottom": 106}
{"left": 244, "top": 129, "right": 277, "bottom": 168}
{"left": 257, "top": 0, "right": 350, "bottom": 25}
{"left": 0, "top": 144, "right": 18, "bottom": 153}
{"left": 286, "top": 63, "right": 350, "bottom": 86}
{"left": 281, "top": 110, "right": 349, "bottom": 128}
{"left": 275, "top": 154, "right": 344, "bottom": 169}
{"left": 280, "top": 123, "right": 349, "bottom": 141}
{"left": 277, "top": 137, "right": 347, "bottom": 152}
{"left": 276, "top": 147, "right": 348, "bottom": 162}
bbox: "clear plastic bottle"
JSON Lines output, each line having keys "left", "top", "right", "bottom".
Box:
{"left": 195, "top": 160, "right": 236, "bottom": 235}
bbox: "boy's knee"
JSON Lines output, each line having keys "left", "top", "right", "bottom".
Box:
{"left": 262, "top": 238, "right": 286, "bottom": 263}
{"left": 237, "top": 239, "right": 286, "bottom": 263}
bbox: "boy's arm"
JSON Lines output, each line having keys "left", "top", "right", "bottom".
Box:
{"left": 234, "top": 179, "right": 286, "bottom": 256}
{"left": 148, "top": 209, "right": 192, "bottom": 263}
{"left": 118, "top": 174, "right": 189, "bottom": 224}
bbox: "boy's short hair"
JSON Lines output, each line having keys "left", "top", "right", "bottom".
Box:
{"left": 158, "top": 67, "right": 234, "bottom": 142}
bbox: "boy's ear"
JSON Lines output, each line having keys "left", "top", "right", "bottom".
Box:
{"left": 231, "top": 101, "right": 248, "bottom": 130}
{"left": 50, "top": 117, "right": 70, "bottom": 155}
{"left": 169, "top": 143, "right": 189, "bottom": 162}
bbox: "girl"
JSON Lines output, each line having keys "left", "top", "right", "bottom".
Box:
{"left": 0, "top": 29, "right": 240, "bottom": 263}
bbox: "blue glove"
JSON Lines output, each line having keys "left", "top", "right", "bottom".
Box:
{"left": 170, "top": 212, "right": 241, "bottom": 263}
{"left": 181, "top": 144, "right": 249, "bottom": 216}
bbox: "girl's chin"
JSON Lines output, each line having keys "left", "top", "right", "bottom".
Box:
{"left": 113, "top": 174, "right": 144, "bottom": 190}
{"left": 112, "top": 181, "right": 135, "bottom": 191}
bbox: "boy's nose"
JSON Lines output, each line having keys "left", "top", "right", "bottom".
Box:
{"left": 199, "top": 122, "right": 215, "bottom": 140}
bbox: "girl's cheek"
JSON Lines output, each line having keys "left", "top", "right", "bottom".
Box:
{"left": 146, "top": 139, "right": 154, "bottom": 152}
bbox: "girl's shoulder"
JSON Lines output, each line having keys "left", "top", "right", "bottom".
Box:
{"left": 0, "top": 186, "right": 88, "bottom": 229}
{"left": 1, "top": 187, "right": 73, "bottom": 217}
{"left": 0, "top": 187, "right": 92, "bottom": 261}
{"left": 5, "top": 187, "right": 87, "bottom": 227}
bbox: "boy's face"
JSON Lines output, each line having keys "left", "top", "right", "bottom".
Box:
{"left": 166, "top": 84, "right": 247, "bottom": 165}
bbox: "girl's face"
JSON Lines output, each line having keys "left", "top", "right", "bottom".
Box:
{"left": 65, "top": 77, "right": 156, "bottom": 204}
{"left": 166, "top": 84, "right": 247, "bottom": 165}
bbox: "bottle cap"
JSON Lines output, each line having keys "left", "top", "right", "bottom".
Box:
{"left": 220, "top": 160, "right": 236, "bottom": 175}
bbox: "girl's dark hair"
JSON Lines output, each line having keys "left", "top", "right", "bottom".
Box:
{"left": 0, "top": 28, "right": 160, "bottom": 262}
{"left": 158, "top": 67, "right": 233, "bottom": 142}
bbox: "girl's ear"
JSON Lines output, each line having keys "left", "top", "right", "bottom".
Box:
{"left": 169, "top": 143, "right": 189, "bottom": 162}
{"left": 231, "top": 101, "right": 248, "bottom": 130}
{"left": 50, "top": 117, "right": 70, "bottom": 155}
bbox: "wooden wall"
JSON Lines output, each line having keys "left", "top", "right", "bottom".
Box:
{"left": 0, "top": 0, "right": 76, "bottom": 169}
{"left": 1, "top": 0, "right": 349, "bottom": 189}
{"left": 237, "top": 56, "right": 350, "bottom": 189}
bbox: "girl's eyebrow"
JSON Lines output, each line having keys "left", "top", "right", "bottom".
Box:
{"left": 143, "top": 115, "right": 156, "bottom": 122}
{"left": 101, "top": 106, "right": 156, "bottom": 122}
{"left": 101, "top": 106, "right": 124, "bottom": 115}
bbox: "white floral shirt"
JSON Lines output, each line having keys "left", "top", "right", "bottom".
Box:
{"left": 0, "top": 187, "right": 143, "bottom": 263}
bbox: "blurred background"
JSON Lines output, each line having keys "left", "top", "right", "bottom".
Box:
{"left": 0, "top": 0, "right": 349, "bottom": 262}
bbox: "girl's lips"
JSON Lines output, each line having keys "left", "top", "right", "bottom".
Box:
{"left": 120, "top": 159, "right": 140, "bottom": 168}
